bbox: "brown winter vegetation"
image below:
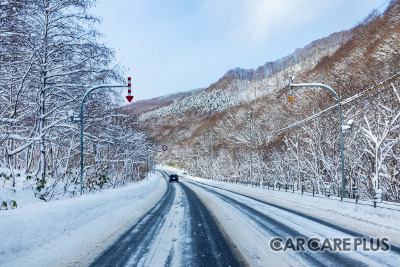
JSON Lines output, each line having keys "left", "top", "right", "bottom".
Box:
{"left": 126, "top": 0, "right": 400, "bottom": 202}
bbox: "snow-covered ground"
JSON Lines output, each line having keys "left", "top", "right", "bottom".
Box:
{"left": 162, "top": 166, "right": 400, "bottom": 246}
{"left": 183, "top": 179, "right": 399, "bottom": 266}
{"left": 0, "top": 167, "right": 46, "bottom": 209}
{"left": 0, "top": 172, "right": 167, "bottom": 267}
{"left": 2, "top": 165, "right": 399, "bottom": 266}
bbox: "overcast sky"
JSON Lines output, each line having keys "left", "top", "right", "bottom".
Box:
{"left": 91, "top": 0, "right": 389, "bottom": 102}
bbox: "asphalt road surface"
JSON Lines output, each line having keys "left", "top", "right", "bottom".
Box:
{"left": 91, "top": 172, "right": 400, "bottom": 267}
{"left": 90, "top": 172, "right": 243, "bottom": 267}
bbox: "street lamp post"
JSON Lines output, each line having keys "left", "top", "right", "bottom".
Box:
{"left": 288, "top": 77, "right": 346, "bottom": 200}
{"left": 70, "top": 84, "right": 128, "bottom": 195}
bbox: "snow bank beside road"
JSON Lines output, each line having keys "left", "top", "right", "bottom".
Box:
{"left": 0, "top": 173, "right": 167, "bottom": 267}
{"left": 161, "top": 167, "right": 400, "bottom": 246}
{"left": 188, "top": 176, "right": 400, "bottom": 245}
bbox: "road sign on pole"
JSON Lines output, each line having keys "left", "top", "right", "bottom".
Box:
{"left": 162, "top": 145, "right": 168, "bottom": 151}
{"left": 126, "top": 77, "right": 133, "bottom": 102}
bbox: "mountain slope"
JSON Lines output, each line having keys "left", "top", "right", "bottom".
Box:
{"left": 127, "top": 1, "right": 400, "bottom": 201}
{"left": 122, "top": 88, "right": 203, "bottom": 116}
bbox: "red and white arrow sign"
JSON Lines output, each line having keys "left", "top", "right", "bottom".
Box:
{"left": 126, "top": 77, "right": 133, "bottom": 102}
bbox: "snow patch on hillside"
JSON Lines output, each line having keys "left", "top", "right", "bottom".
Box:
{"left": 139, "top": 89, "right": 241, "bottom": 121}
{"left": 137, "top": 31, "right": 345, "bottom": 122}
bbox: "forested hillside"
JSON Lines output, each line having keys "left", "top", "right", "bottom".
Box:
{"left": 0, "top": 0, "right": 153, "bottom": 202}
{"left": 132, "top": 0, "right": 400, "bottom": 202}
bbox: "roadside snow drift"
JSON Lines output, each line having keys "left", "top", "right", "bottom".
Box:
{"left": 0, "top": 173, "right": 166, "bottom": 267}
{"left": 161, "top": 166, "right": 400, "bottom": 246}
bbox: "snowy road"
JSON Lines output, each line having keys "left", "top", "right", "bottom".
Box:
{"left": 183, "top": 179, "right": 400, "bottom": 266}
{"left": 90, "top": 171, "right": 400, "bottom": 267}
{"left": 90, "top": 172, "right": 242, "bottom": 267}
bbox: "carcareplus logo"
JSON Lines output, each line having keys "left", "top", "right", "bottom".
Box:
{"left": 270, "top": 237, "right": 390, "bottom": 252}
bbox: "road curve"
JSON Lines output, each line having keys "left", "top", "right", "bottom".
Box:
{"left": 90, "top": 172, "right": 243, "bottom": 267}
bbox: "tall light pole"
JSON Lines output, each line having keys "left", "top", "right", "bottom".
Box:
{"left": 70, "top": 82, "right": 130, "bottom": 195}
{"left": 288, "top": 76, "right": 346, "bottom": 200}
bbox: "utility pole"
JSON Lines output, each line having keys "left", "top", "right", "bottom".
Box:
{"left": 285, "top": 138, "right": 290, "bottom": 185}
{"left": 196, "top": 145, "right": 199, "bottom": 176}
{"left": 146, "top": 154, "right": 149, "bottom": 180}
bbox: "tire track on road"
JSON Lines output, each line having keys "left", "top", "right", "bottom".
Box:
{"left": 90, "top": 173, "right": 175, "bottom": 267}
{"left": 91, "top": 172, "right": 244, "bottom": 267}
{"left": 184, "top": 180, "right": 382, "bottom": 266}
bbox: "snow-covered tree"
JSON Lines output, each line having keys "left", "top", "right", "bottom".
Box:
{"left": 0, "top": 0, "right": 154, "bottom": 200}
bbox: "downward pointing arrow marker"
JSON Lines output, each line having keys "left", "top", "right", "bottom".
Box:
{"left": 126, "top": 77, "right": 133, "bottom": 102}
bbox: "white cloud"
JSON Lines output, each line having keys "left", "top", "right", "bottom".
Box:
{"left": 202, "top": 0, "right": 328, "bottom": 44}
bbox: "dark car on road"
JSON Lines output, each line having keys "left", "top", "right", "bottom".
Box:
{"left": 169, "top": 174, "right": 179, "bottom": 183}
